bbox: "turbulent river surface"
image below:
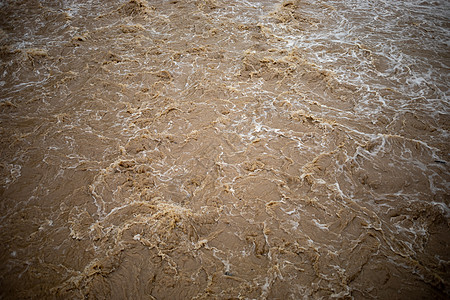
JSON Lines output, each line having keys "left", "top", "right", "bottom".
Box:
{"left": 0, "top": 0, "right": 449, "bottom": 299}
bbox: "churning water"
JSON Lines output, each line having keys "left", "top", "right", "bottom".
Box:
{"left": 0, "top": 0, "right": 449, "bottom": 298}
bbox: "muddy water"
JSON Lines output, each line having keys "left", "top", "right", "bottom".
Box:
{"left": 0, "top": 0, "right": 449, "bottom": 298}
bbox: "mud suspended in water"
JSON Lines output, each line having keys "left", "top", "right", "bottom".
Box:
{"left": 0, "top": 0, "right": 449, "bottom": 299}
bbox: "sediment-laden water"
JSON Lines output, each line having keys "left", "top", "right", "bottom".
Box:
{"left": 0, "top": 0, "right": 449, "bottom": 299}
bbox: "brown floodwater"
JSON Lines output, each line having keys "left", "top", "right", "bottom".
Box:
{"left": 0, "top": 0, "right": 449, "bottom": 299}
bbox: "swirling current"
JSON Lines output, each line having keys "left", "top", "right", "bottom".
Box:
{"left": 0, "top": 0, "right": 449, "bottom": 299}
